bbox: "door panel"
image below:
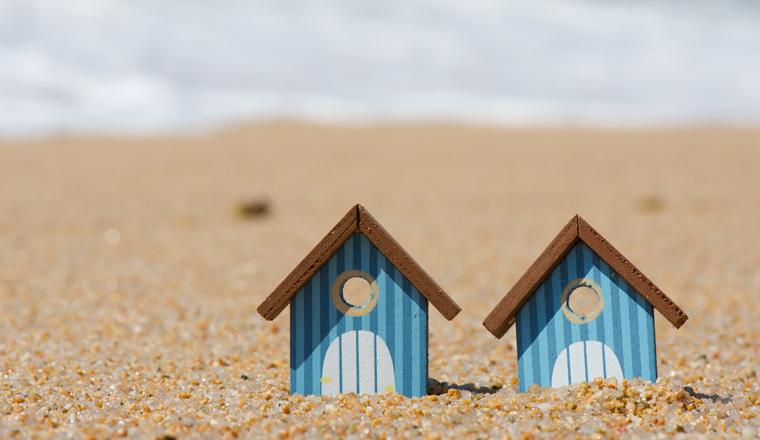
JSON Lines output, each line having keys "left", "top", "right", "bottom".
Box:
{"left": 551, "top": 341, "right": 623, "bottom": 387}
{"left": 321, "top": 330, "right": 395, "bottom": 395}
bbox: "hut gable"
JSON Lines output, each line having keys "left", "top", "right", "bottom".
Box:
{"left": 483, "top": 215, "right": 687, "bottom": 392}
{"left": 258, "top": 204, "right": 460, "bottom": 398}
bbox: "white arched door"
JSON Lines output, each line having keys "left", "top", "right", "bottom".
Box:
{"left": 551, "top": 341, "right": 623, "bottom": 387}
{"left": 321, "top": 330, "right": 395, "bottom": 395}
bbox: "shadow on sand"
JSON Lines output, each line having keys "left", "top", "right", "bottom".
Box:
{"left": 427, "top": 378, "right": 502, "bottom": 396}
{"left": 684, "top": 386, "right": 732, "bottom": 404}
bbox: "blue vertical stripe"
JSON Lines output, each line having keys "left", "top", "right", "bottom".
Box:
{"left": 336, "top": 241, "right": 347, "bottom": 394}
{"left": 618, "top": 279, "right": 633, "bottom": 378}
{"left": 575, "top": 248, "right": 589, "bottom": 342}
{"left": 590, "top": 251, "right": 607, "bottom": 378}
{"left": 338, "top": 332, "right": 343, "bottom": 393}
{"left": 290, "top": 291, "right": 297, "bottom": 394}
{"left": 650, "top": 308, "right": 658, "bottom": 380}
{"left": 542, "top": 275, "right": 556, "bottom": 361}
{"left": 353, "top": 237, "right": 362, "bottom": 393}
{"left": 535, "top": 285, "right": 550, "bottom": 387}
{"left": 600, "top": 254, "right": 615, "bottom": 364}
{"left": 355, "top": 328, "right": 360, "bottom": 392}
{"left": 636, "top": 293, "right": 654, "bottom": 381}
{"left": 401, "top": 276, "right": 411, "bottom": 396}
{"left": 303, "top": 275, "right": 314, "bottom": 393}
{"left": 359, "top": 236, "right": 372, "bottom": 346}
{"left": 601, "top": 338, "right": 607, "bottom": 378}
{"left": 635, "top": 292, "right": 648, "bottom": 380}
{"left": 319, "top": 263, "right": 329, "bottom": 391}
{"left": 609, "top": 275, "right": 624, "bottom": 374}
{"left": 528, "top": 296, "right": 542, "bottom": 388}
{"left": 517, "top": 304, "right": 531, "bottom": 392}
{"left": 417, "top": 287, "right": 423, "bottom": 397}
{"left": 584, "top": 250, "right": 598, "bottom": 342}
{"left": 384, "top": 254, "right": 396, "bottom": 390}
{"left": 294, "top": 283, "right": 305, "bottom": 393}
{"left": 582, "top": 340, "right": 588, "bottom": 382}
{"left": 411, "top": 286, "right": 426, "bottom": 397}
{"left": 410, "top": 284, "right": 419, "bottom": 396}
{"left": 343, "top": 241, "right": 353, "bottom": 333}
{"left": 563, "top": 246, "right": 577, "bottom": 385}
{"left": 396, "top": 268, "right": 406, "bottom": 395}
{"left": 567, "top": 247, "right": 581, "bottom": 345}
{"left": 559, "top": 256, "right": 572, "bottom": 354}
{"left": 353, "top": 233, "right": 361, "bottom": 268}
{"left": 337, "top": 245, "right": 347, "bottom": 338}
{"left": 551, "top": 267, "right": 565, "bottom": 372}
{"left": 626, "top": 284, "right": 641, "bottom": 377}
{"left": 526, "top": 280, "right": 539, "bottom": 388}
{"left": 590, "top": 251, "right": 603, "bottom": 344}
{"left": 377, "top": 253, "right": 388, "bottom": 369}
{"left": 365, "top": 235, "right": 379, "bottom": 390}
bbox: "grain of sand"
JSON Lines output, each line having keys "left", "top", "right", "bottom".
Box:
{"left": 1, "top": 125, "right": 760, "bottom": 439}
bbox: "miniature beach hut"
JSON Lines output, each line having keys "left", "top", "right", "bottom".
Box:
{"left": 258, "top": 204, "right": 461, "bottom": 398}
{"left": 483, "top": 215, "right": 687, "bottom": 392}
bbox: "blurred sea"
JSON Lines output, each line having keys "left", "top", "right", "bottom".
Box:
{"left": 1, "top": 0, "right": 760, "bottom": 136}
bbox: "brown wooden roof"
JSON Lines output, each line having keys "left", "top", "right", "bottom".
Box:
{"left": 483, "top": 215, "right": 688, "bottom": 339}
{"left": 257, "top": 204, "right": 461, "bottom": 321}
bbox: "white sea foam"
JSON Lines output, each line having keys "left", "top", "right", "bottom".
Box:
{"left": 1, "top": 0, "right": 759, "bottom": 136}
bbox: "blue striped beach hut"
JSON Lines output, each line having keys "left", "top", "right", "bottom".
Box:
{"left": 483, "top": 215, "right": 688, "bottom": 393}
{"left": 258, "top": 204, "right": 461, "bottom": 398}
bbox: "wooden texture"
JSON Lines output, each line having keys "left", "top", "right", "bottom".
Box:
{"left": 483, "top": 215, "right": 688, "bottom": 339}
{"left": 258, "top": 204, "right": 461, "bottom": 321}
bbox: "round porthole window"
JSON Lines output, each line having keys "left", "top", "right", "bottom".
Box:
{"left": 331, "top": 270, "right": 379, "bottom": 316}
{"left": 561, "top": 278, "right": 604, "bottom": 324}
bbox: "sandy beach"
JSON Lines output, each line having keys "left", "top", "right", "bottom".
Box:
{"left": 1, "top": 124, "right": 760, "bottom": 438}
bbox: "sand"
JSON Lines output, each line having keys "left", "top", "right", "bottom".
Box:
{"left": 1, "top": 124, "right": 760, "bottom": 438}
